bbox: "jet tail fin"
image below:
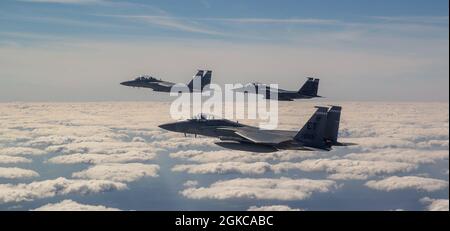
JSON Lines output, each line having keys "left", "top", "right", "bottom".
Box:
{"left": 194, "top": 70, "right": 204, "bottom": 78}
{"left": 324, "top": 106, "right": 341, "bottom": 145}
{"left": 201, "top": 70, "right": 212, "bottom": 90}
{"left": 187, "top": 70, "right": 205, "bottom": 91}
{"left": 298, "top": 77, "right": 319, "bottom": 97}
{"left": 294, "top": 106, "right": 329, "bottom": 149}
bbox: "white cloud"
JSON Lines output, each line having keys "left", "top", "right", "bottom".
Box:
{"left": 0, "top": 177, "right": 127, "bottom": 204}
{"left": 345, "top": 137, "right": 419, "bottom": 150}
{"left": 344, "top": 149, "right": 449, "bottom": 164}
{"left": 22, "top": 135, "right": 75, "bottom": 147}
{"left": 172, "top": 159, "right": 416, "bottom": 180}
{"left": 247, "top": 205, "right": 304, "bottom": 211}
{"left": 0, "top": 147, "right": 46, "bottom": 156}
{"left": 0, "top": 128, "right": 33, "bottom": 143}
{"left": 45, "top": 141, "right": 159, "bottom": 155}
{"left": 420, "top": 197, "right": 449, "bottom": 211}
{"left": 48, "top": 152, "right": 156, "bottom": 164}
{"left": 326, "top": 173, "right": 370, "bottom": 180}
{"left": 365, "top": 176, "right": 449, "bottom": 192}
{"left": 181, "top": 177, "right": 337, "bottom": 201}
{"left": 32, "top": 128, "right": 125, "bottom": 142}
{"left": 0, "top": 155, "right": 32, "bottom": 164}
{"left": 169, "top": 150, "right": 316, "bottom": 163}
{"left": 183, "top": 180, "right": 198, "bottom": 188}
{"left": 172, "top": 162, "right": 271, "bottom": 175}
{"left": 32, "top": 199, "right": 121, "bottom": 211}
{"left": 131, "top": 136, "right": 146, "bottom": 142}
{"left": 272, "top": 159, "right": 417, "bottom": 180}
{"left": 72, "top": 163, "right": 159, "bottom": 182}
{"left": 0, "top": 167, "right": 39, "bottom": 179}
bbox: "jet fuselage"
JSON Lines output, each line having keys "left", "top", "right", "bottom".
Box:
{"left": 158, "top": 118, "right": 306, "bottom": 152}
{"left": 120, "top": 78, "right": 174, "bottom": 92}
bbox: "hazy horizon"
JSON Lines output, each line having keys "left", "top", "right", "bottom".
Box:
{"left": 1, "top": 99, "right": 449, "bottom": 103}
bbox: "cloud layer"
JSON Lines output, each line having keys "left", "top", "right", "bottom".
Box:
{"left": 420, "top": 197, "right": 449, "bottom": 211}
{"left": 0, "top": 167, "right": 39, "bottom": 179}
{"left": 0, "top": 156, "right": 31, "bottom": 164}
{"left": 0, "top": 177, "right": 127, "bottom": 204}
{"left": 365, "top": 176, "right": 448, "bottom": 192}
{"left": 72, "top": 163, "right": 159, "bottom": 182}
{"left": 32, "top": 199, "right": 121, "bottom": 211}
{"left": 181, "top": 178, "right": 337, "bottom": 201}
{"left": 0, "top": 102, "right": 448, "bottom": 210}
{"left": 247, "top": 205, "right": 303, "bottom": 211}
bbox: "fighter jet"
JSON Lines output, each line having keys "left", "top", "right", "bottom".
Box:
{"left": 233, "top": 77, "right": 321, "bottom": 101}
{"left": 120, "top": 70, "right": 212, "bottom": 92}
{"left": 158, "top": 106, "right": 354, "bottom": 152}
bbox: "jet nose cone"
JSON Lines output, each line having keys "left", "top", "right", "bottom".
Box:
{"left": 120, "top": 81, "right": 131, "bottom": 86}
{"left": 158, "top": 122, "right": 177, "bottom": 132}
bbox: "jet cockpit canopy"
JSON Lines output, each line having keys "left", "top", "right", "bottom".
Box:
{"left": 190, "top": 113, "right": 216, "bottom": 121}
{"left": 134, "top": 75, "right": 156, "bottom": 81}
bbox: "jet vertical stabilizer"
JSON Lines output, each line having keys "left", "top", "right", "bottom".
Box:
{"left": 325, "top": 106, "right": 341, "bottom": 145}
{"left": 298, "top": 77, "right": 320, "bottom": 97}
{"left": 201, "top": 70, "right": 212, "bottom": 91}
{"left": 188, "top": 70, "right": 205, "bottom": 92}
{"left": 294, "top": 106, "right": 329, "bottom": 149}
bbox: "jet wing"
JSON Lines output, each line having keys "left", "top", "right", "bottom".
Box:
{"left": 275, "top": 95, "right": 294, "bottom": 101}
{"left": 260, "top": 88, "right": 294, "bottom": 101}
{"left": 154, "top": 82, "right": 175, "bottom": 88}
{"left": 217, "top": 127, "right": 293, "bottom": 145}
{"left": 274, "top": 88, "right": 290, "bottom": 93}
{"left": 263, "top": 91, "right": 293, "bottom": 101}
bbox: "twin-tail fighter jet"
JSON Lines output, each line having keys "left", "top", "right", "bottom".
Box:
{"left": 159, "top": 106, "right": 355, "bottom": 153}
{"left": 120, "top": 70, "right": 212, "bottom": 92}
{"left": 233, "top": 77, "right": 321, "bottom": 101}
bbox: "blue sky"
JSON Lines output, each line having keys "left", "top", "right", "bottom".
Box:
{"left": 0, "top": 0, "right": 448, "bottom": 101}
{"left": 1, "top": 0, "right": 448, "bottom": 41}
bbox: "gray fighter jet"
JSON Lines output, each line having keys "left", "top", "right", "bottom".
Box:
{"left": 159, "top": 106, "right": 354, "bottom": 152}
{"left": 120, "top": 70, "right": 212, "bottom": 92}
{"left": 233, "top": 77, "right": 321, "bottom": 101}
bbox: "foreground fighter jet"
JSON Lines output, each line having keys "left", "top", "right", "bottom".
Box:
{"left": 120, "top": 70, "right": 212, "bottom": 92}
{"left": 233, "top": 77, "right": 321, "bottom": 101}
{"left": 159, "top": 106, "right": 354, "bottom": 152}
